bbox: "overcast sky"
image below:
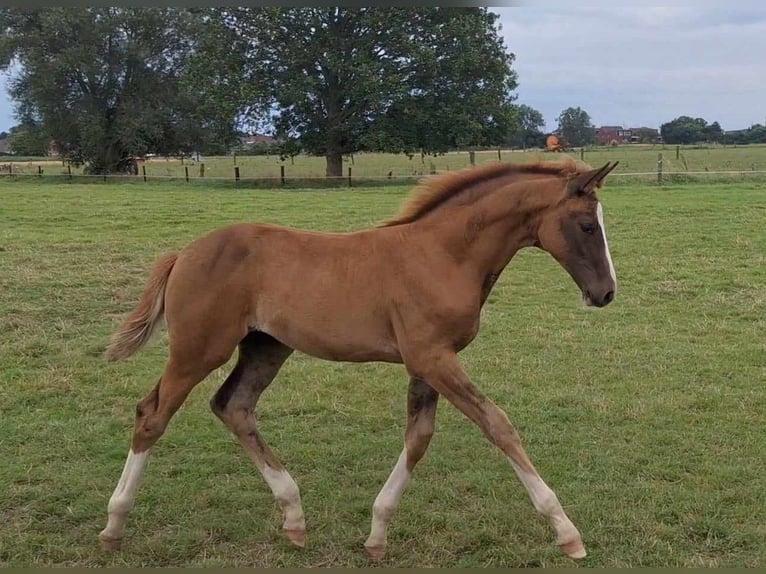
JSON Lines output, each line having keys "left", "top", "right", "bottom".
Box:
{"left": 0, "top": 4, "right": 763, "bottom": 133}
{"left": 493, "top": 3, "right": 766, "bottom": 132}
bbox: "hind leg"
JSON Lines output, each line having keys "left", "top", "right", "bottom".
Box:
{"left": 99, "top": 336, "right": 239, "bottom": 549}
{"left": 364, "top": 376, "right": 439, "bottom": 560}
{"left": 209, "top": 332, "right": 305, "bottom": 546}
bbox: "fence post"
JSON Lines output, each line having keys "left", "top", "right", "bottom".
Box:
{"left": 580, "top": 147, "right": 584, "bottom": 161}
{"left": 233, "top": 153, "right": 237, "bottom": 165}
{"left": 142, "top": 165, "right": 146, "bottom": 182}
{"left": 68, "top": 165, "right": 72, "bottom": 182}
{"left": 103, "top": 173, "right": 107, "bottom": 183}
{"left": 497, "top": 148, "right": 501, "bottom": 161}
{"left": 235, "top": 166, "right": 240, "bottom": 186}
{"left": 280, "top": 165, "right": 285, "bottom": 186}
{"left": 676, "top": 145, "right": 680, "bottom": 160}
{"left": 185, "top": 166, "right": 189, "bottom": 183}
{"left": 348, "top": 166, "right": 352, "bottom": 187}
{"left": 199, "top": 163, "right": 205, "bottom": 178}
{"left": 657, "top": 153, "right": 663, "bottom": 186}
{"left": 38, "top": 165, "right": 42, "bottom": 177}
{"left": 469, "top": 151, "right": 475, "bottom": 165}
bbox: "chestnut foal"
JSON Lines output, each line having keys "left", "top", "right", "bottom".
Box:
{"left": 99, "top": 159, "right": 618, "bottom": 560}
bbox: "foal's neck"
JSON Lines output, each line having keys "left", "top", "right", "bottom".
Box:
{"left": 419, "top": 178, "right": 558, "bottom": 279}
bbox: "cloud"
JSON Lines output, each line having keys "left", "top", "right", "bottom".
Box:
{"left": 494, "top": 3, "right": 766, "bottom": 131}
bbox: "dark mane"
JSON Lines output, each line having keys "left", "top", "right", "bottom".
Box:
{"left": 381, "top": 158, "right": 591, "bottom": 227}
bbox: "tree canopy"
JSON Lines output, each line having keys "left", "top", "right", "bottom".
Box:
{"left": 723, "top": 123, "right": 766, "bottom": 145}
{"left": 660, "top": 116, "right": 723, "bottom": 145}
{"left": 556, "top": 107, "right": 595, "bottom": 147}
{"left": 0, "top": 8, "right": 243, "bottom": 173}
{"left": 506, "top": 104, "right": 545, "bottom": 149}
{"left": 216, "top": 7, "right": 519, "bottom": 176}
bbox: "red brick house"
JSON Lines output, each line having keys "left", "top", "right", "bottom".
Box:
{"left": 595, "top": 126, "right": 632, "bottom": 146}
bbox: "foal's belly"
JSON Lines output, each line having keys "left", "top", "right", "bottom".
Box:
{"left": 264, "top": 324, "right": 403, "bottom": 364}
{"left": 252, "top": 303, "right": 403, "bottom": 364}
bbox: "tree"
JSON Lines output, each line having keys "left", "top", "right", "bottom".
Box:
{"left": 0, "top": 8, "right": 243, "bottom": 173}
{"left": 722, "top": 123, "right": 766, "bottom": 145}
{"left": 7, "top": 122, "right": 49, "bottom": 155}
{"left": 506, "top": 104, "right": 545, "bottom": 149}
{"left": 703, "top": 121, "right": 723, "bottom": 143}
{"left": 556, "top": 107, "right": 595, "bottom": 147}
{"left": 224, "top": 8, "right": 518, "bottom": 177}
{"left": 631, "top": 127, "right": 660, "bottom": 144}
{"left": 660, "top": 116, "right": 722, "bottom": 145}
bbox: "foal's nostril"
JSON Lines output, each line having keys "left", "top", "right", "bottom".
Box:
{"left": 603, "top": 290, "right": 615, "bottom": 305}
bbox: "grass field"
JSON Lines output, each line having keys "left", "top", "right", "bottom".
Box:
{"left": 1, "top": 179, "right": 764, "bottom": 567}
{"left": 2, "top": 143, "right": 766, "bottom": 183}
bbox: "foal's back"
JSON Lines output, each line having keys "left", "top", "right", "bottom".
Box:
{"left": 163, "top": 222, "right": 411, "bottom": 363}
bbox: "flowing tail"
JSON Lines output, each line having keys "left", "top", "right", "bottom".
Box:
{"left": 105, "top": 253, "right": 178, "bottom": 362}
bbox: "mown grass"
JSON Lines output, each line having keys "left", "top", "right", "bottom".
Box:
{"left": 0, "top": 180, "right": 764, "bottom": 567}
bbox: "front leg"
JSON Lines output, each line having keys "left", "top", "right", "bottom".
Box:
{"left": 409, "top": 351, "right": 586, "bottom": 560}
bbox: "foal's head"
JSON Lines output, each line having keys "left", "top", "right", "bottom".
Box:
{"left": 536, "top": 162, "right": 619, "bottom": 308}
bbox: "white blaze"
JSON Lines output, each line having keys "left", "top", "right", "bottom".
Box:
{"left": 596, "top": 202, "right": 616, "bottom": 285}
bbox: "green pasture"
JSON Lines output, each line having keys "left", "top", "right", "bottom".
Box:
{"left": 0, "top": 179, "right": 764, "bottom": 567}
{"left": 2, "top": 143, "right": 766, "bottom": 184}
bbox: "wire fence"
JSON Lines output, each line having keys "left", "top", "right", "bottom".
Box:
{"left": 2, "top": 170, "right": 766, "bottom": 189}
{"left": 0, "top": 147, "right": 766, "bottom": 189}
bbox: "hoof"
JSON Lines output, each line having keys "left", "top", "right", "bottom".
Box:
{"left": 98, "top": 532, "right": 123, "bottom": 551}
{"left": 559, "top": 538, "right": 587, "bottom": 560}
{"left": 283, "top": 528, "right": 306, "bottom": 548}
{"left": 364, "top": 545, "right": 386, "bottom": 561}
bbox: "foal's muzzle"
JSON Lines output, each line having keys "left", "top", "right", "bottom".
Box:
{"left": 583, "top": 289, "right": 615, "bottom": 308}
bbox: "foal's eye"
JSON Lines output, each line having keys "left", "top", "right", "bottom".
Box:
{"left": 580, "top": 223, "right": 595, "bottom": 234}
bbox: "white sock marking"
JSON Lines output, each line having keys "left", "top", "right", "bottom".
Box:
{"left": 508, "top": 459, "right": 581, "bottom": 548}
{"left": 261, "top": 466, "right": 305, "bottom": 531}
{"left": 100, "top": 449, "right": 149, "bottom": 540}
{"left": 597, "top": 202, "right": 616, "bottom": 285}
{"left": 366, "top": 449, "right": 411, "bottom": 549}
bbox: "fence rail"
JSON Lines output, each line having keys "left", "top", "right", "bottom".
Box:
{"left": 1, "top": 166, "right": 766, "bottom": 189}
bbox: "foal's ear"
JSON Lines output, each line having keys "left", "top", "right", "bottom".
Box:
{"left": 566, "top": 161, "right": 619, "bottom": 196}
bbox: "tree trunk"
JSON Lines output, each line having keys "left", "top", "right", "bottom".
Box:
{"left": 325, "top": 152, "right": 343, "bottom": 178}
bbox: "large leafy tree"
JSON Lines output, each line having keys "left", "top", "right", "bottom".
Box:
{"left": 0, "top": 8, "right": 242, "bottom": 173}
{"left": 506, "top": 104, "right": 545, "bottom": 148}
{"left": 556, "top": 106, "right": 595, "bottom": 147}
{"left": 660, "top": 116, "right": 723, "bottom": 145}
{"left": 7, "top": 121, "right": 49, "bottom": 155}
{"left": 225, "top": 8, "right": 518, "bottom": 177}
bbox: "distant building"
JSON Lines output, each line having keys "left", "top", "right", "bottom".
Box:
{"left": 595, "top": 126, "right": 632, "bottom": 146}
{"left": 239, "top": 133, "right": 278, "bottom": 147}
{"left": 595, "top": 126, "right": 661, "bottom": 145}
{"left": 629, "top": 127, "right": 662, "bottom": 144}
